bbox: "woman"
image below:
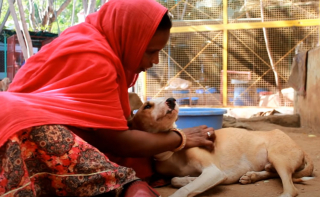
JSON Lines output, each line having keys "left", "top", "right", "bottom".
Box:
{"left": 0, "top": 0, "right": 215, "bottom": 196}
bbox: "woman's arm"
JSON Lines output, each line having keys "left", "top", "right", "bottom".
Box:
{"left": 70, "top": 125, "right": 215, "bottom": 157}
{"left": 70, "top": 127, "right": 180, "bottom": 157}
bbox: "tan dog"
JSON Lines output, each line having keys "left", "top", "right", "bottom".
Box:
{"left": 0, "top": 77, "right": 11, "bottom": 91}
{"left": 129, "top": 97, "right": 314, "bottom": 197}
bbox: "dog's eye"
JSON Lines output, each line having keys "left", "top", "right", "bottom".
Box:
{"left": 144, "top": 104, "right": 152, "bottom": 109}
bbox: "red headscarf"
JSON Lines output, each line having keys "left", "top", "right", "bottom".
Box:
{"left": 0, "top": 0, "right": 167, "bottom": 147}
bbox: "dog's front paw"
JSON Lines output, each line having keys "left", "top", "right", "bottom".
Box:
{"left": 171, "top": 176, "right": 197, "bottom": 188}
{"left": 239, "top": 171, "right": 257, "bottom": 184}
{"left": 169, "top": 187, "right": 190, "bottom": 197}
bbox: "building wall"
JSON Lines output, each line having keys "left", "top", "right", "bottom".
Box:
{"left": 294, "top": 46, "right": 320, "bottom": 134}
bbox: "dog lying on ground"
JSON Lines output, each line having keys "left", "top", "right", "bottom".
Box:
{"left": 0, "top": 77, "right": 11, "bottom": 91}
{"left": 129, "top": 97, "right": 314, "bottom": 197}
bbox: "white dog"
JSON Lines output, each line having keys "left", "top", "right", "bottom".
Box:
{"left": 129, "top": 97, "right": 314, "bottom": 197}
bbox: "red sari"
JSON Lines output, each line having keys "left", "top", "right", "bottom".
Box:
{"left": 0, "top": 0, "right": 167, "bottom": 196}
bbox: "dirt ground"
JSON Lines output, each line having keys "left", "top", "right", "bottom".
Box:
{"left": 155, "top": 121, "right": 320, "bottom": 197}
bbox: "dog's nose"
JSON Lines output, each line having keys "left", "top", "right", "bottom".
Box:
{"left": 166, "top": 97, "right": 176, "bottom": 110}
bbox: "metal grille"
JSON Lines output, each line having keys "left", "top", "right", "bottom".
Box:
{"left": 135, "top": 0, "right": 319, "bottom": 107}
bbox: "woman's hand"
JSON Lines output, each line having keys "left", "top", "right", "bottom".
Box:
{"left": 182, "top": 125, "right": 215, "bottom": 151}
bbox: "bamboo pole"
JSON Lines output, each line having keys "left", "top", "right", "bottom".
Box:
{"left": 142, "top": 72, "right": 147, "bottom": 102}
{"left": 171, "top": 19, "right": 320, "bottom": 33}
{"left": 222, "top": 0, "right": 228, "bottom": 107}
{"left": 17, "top": 0, "right": 33, "bottom": 58}
{"left": 8, "top": 0, "right": 28, "bottom": 60}
{"left": 260, "top": 0, "right": 282, "bottom": 98}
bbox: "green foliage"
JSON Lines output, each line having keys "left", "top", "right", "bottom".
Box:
{"left": 0, "top": 0, "right": 94, "bottom": 34}
{"left": 51, "top": 0, "right": 82, "bottom": 33}
{"left": 0, "top": 0, "right": 13, "bottom": 29}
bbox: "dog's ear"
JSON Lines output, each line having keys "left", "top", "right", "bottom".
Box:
{"left": 129, "top": 92, "right": 143, "bottom": 111}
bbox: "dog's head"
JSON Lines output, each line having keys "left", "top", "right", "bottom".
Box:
{"left": 0, "top": 77, "right": 11, "bottom": 91}
{"left": 128, "top": 97, "right": 179, "bottom": 133}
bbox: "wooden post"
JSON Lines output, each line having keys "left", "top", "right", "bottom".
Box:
{"left": 17, "top": 0, "right": 33, "bottom": 58}
{"left": 222, "top": 0, "right": 228, "bottom": 107}
{"left": 8, "top": 0, "right": 28, "bottom": 60}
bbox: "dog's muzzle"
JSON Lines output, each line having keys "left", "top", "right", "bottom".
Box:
{"left": 166, "top": 97, "right": 176, "bottom": 111}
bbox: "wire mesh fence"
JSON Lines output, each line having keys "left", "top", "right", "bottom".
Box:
{"left": 134, "top": 0, "right": 319, "bottom": 107}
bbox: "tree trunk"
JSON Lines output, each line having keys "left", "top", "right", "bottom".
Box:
{"left": 37, "top": 0, "right": 44, "bottom": 23}
{"left": 46, "top": 0, "right": 54, "bottom": 30}
{"left": 87, "top": 0, "right": 96, "bottom": 15}
{"left": 41, "top": 0, "right": 51, "bottom": 27}
{"left": 0, "top": 0, "right": 3, "bottom": 18}
{"left": 8, "top": 0, "right": 29, "bottom": 60}
{"left": 82, "top": 0, "right": 88, "bottom": 16}
{"left": 71, "top": 0, "right": 76, "bottom": 26}
{"left": 46, "top": 0, "right": 71, "bottom": 32}
{"left": 100, "top": 0, "right": 106, "bottom": 7}
{"left": 56, "top": 0, "right": 72, "bottom": 16}
{"left": 28, "top": 0, "right": 38, "bottom": 31}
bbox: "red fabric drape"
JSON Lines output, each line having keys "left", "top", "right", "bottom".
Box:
{"left": 0, "top": 0, "right": 167, "bottom": 150}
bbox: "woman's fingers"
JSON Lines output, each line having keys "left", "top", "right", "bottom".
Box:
{"left": 204, "top": 127, "right": 216, "bottom": 142}
{"left": 199, "top": 125, "right": 208, "bottom": 129}
{"left": 182, "top": 125, "right": 215, "bottom": 150}
{"left": 199, "top": 125, "right": 215, "bottom": 141}
{"left": 202, "top": 127, "right": 215, "bottom": 151}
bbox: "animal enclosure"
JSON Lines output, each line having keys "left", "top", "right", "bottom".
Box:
{"left": 134, "top": 0, "right": 320, "bottom": 107}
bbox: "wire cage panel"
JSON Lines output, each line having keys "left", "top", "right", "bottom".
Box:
{"left": 134, "top": 0, "right": 319, "bottom": 107}
{"left": 229, "top": 0, "right": 319, "bottom": 23}
{"left": 158, "top": 0, "right": 223, "bottom": 21}
{"left": 145, "top": 31, "right": 224, "bottom": 106}
{"left": 228, "top": 26, "right": 318, "bottom": 107}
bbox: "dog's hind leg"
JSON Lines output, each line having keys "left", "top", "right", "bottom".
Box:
{"left": 239, "top": 170, "right": 279, "bottom": 184}
{"left": 239, "top": 163, "right": 279, "bottom": 184}
{"left": 169, "top": 164, "right": 226, "bottom": 197}
{"left": 265, "top": 130, "right": 305, "bottom": 197}
{"left": 274, "top": 166, "right": 298, "bottom": 197}
{"left": 268, "top": 154, "right": 301, "bottom": 197}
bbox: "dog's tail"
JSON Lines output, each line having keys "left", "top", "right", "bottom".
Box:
{"left": 292, "top": 177, "right": 314, "bottom": 183}
{"left": 292, "top": 152, "right": 314, "bottom": 183}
